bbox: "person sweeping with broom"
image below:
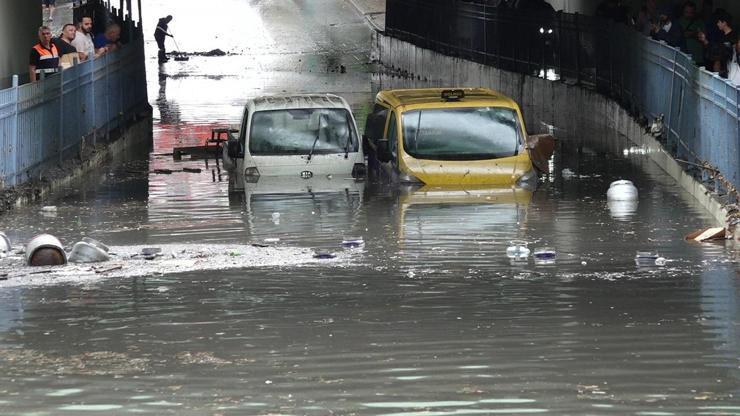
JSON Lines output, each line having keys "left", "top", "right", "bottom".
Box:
{"left": 154, "top": 15, "right": 174, "bottom": 63}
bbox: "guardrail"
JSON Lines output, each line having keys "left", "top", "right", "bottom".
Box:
{"left": 386, "top": 0, "right": 740, "bottom": 195}
{"left": 0, "top": 30, "right": 148, "bottom": 188}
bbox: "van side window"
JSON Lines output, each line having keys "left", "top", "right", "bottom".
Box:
{"left": 386, "top": 111, "right": 398, "bottom": 161}
{"left": 365, "top": 104, "right": 389, "bottom": 142}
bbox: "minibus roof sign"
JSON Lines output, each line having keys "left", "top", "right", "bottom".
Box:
{"left": 441, "top": 89, "right": 465, "bottom": 102}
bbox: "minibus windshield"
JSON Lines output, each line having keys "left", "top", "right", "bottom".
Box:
{"left": 249, "top": 109, "right": 358, "bottom": 156}
{"left": 401, "top": 107, "right": 521, "bottom": 160}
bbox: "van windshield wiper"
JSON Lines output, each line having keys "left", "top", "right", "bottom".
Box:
{"left": 307, "top": 113, "right": 325, "bottom": 162}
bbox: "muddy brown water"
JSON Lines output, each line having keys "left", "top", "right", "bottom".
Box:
{"left": 0, "top": 0, "right": 738, "bottom": 414}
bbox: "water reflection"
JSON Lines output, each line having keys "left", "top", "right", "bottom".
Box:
{"left": 243, "top": 176, "right": 366, "bottom": 249}
{"left": 394, "top": 186, "right": 532, "bottom": 272}
{"left": 607, "top": 199, "right": 639, "bottom": 221}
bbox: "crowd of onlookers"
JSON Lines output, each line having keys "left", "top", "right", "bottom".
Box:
{"left": 30, "top": 1, "right": 123, "bottom": 82}
{"left": 597, "top": 0, "right": 740, "bottom": 84}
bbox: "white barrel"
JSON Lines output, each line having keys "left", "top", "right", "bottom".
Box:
{"left": 26, "top": 234, "right": 67, "bottom": 266}
{"left": 607, "top": 180, "right": 638, "bottom": 201}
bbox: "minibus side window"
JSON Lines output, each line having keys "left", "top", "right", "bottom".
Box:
{"left": 386, "top": 111, "right": 398, "bottom": 162}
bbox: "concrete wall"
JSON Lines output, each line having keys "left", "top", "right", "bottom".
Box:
{"left": 0, "top": 1, "right": 41, "bottom": 88}
{"left": 376, "top": 33, "right": 728, "bottom": 225}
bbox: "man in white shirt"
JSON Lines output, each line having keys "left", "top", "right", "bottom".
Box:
{"left": 71, "top": 16, "right": 95, "bottom": 61}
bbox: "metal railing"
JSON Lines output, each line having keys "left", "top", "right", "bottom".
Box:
{"left": 386, "top": 0, "right": 740, "bottom": 194}
{"left": 0, "top": 26, "right": 148, "bottom": 188}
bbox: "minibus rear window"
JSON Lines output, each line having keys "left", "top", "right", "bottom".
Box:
{"left": 401, "top": 107, "right": 521, "bottom": 160}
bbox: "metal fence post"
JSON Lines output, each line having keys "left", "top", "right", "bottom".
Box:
{"left": 737, "top": 87, "right": 740, "bottom": 196}
{"left": 106, "top": 52, "right": 110, "bottom": 142}
{"left": 575, "top": 13, "right": 581, "bottom": 85}
{"left": 11, "top": 75, "right": 19, "bottom": 187}
{"left": 91, "top": 59, "right": 96, "bottom": 147}
{"left": 666, "top": 49, "right": 678, "bottom": 155}
{"left": 59, "top": 70, "right": 64, "bottom": 164}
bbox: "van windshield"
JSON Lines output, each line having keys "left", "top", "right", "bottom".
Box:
{"left": 401, "top": 107, "right": 521, "bottom": 160}
{"left": 249, "top": 109, "right": 358, "bottom": 156}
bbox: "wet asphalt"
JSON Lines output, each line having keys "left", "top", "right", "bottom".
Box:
{"left": 0, "top": 0, "right": 739, "bottom": 414}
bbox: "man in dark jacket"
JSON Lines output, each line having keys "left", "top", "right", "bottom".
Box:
{"left": 651, "top": 7, "right": 685, "bottom": 48}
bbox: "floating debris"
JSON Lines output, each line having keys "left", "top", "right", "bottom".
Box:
{"left": 68, "top": 241, "right": 110, "bottom": 264}
{"left": 506, "top": 240, "right": 530, "bottom": 261}
{"left": 533, "top": 247, "right": 556, "bottom": 265}
{"left": 26, "top": 234, "right": 67, "bottom": 267}
{"left": 152, "top": 168, "right": 174, "bottom": 174}
{"left": 341, "top": 238, "right": 364, "bottom": 248}
{"left": 0, "top": 244, "right": 350, "bottom": 288}
{"left": 0, "top": 232, "right": 11, "bottom": 253}
{"left": 685, "top": 227, "right": 725, "bottom": 242}
{"left": 635, "top": 251, "right": 659, "bottom": 266}
{"left": 313, "top": 252, "right": 336, "bottom": 259}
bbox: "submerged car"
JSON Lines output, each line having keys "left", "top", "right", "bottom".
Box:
{"left": 363, "top": 88, "right": 553, "bottom": 186}
{"left": 224, "top": 94, "right": 366, "bottom": 191}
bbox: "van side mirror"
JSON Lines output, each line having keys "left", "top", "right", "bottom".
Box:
{"left": 376, "top": 139, "right": 392, "bottom": 163}
{"left": 226, "top": 132, "right": 243, "bottom": 159}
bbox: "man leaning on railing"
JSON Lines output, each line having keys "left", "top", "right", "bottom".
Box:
{"left": 29, "top": 26, "right": 59, "bottom": 82}
{"left": 94, "top": 23, "right": 122, "bottom": 57}
{"left": 52, "top": 24, "right": 81, "bottom": 69}
{"left": 71, "top": 16, "right": 95, "bottom": 61}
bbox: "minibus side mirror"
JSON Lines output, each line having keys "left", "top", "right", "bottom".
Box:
{"left": 226, "top": 132, "right": 243, "bottom": 159}
{"left": 376, "top": 139, "right": 392, "bottom": 163}
{"left": 226, "top": 137, "right": 244, "bottom": 159}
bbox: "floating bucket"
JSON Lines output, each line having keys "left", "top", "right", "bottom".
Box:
{"left": 68, "top": 241, "right": 110, "bottom": 263}
{"left": 26, "top": 234, "right": 67, "bottom": 267}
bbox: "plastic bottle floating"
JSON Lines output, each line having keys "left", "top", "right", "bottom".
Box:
{"left": 506, "top": 240, "right": 530, "bottom": 261}
{"left": 635, "top": 251, "right": 659, "bottom": 266}
{"left": 533, "top": 247, "right": 557, "bottom": 264}
{"left": 607, "top": 180, "right": 638, "bottom": 201}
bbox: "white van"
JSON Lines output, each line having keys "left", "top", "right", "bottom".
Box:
{"left": 224, "top": 94, "right": 366, "bottom": 190}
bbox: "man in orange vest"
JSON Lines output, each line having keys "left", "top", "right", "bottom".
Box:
{"left": 29, "top": 26, "right": 59, "bottom": 82}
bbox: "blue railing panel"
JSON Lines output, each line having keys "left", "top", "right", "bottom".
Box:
{"left": 0, "top": 36, "right": 147, "bottom": 187}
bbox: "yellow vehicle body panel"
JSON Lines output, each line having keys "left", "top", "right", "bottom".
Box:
{"left": 375, "top": 88, "right": 535, "bottom": 186}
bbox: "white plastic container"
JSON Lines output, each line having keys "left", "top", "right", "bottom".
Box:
{"left": 26, "top": 234, "right": 67, "bottom": 266}
{"left": 607, "top": 180, "right": 638, "bottom": 201}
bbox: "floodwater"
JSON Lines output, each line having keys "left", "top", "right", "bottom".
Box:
{"left": 0, "top": 0, "right": 739, "bottom": 414}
